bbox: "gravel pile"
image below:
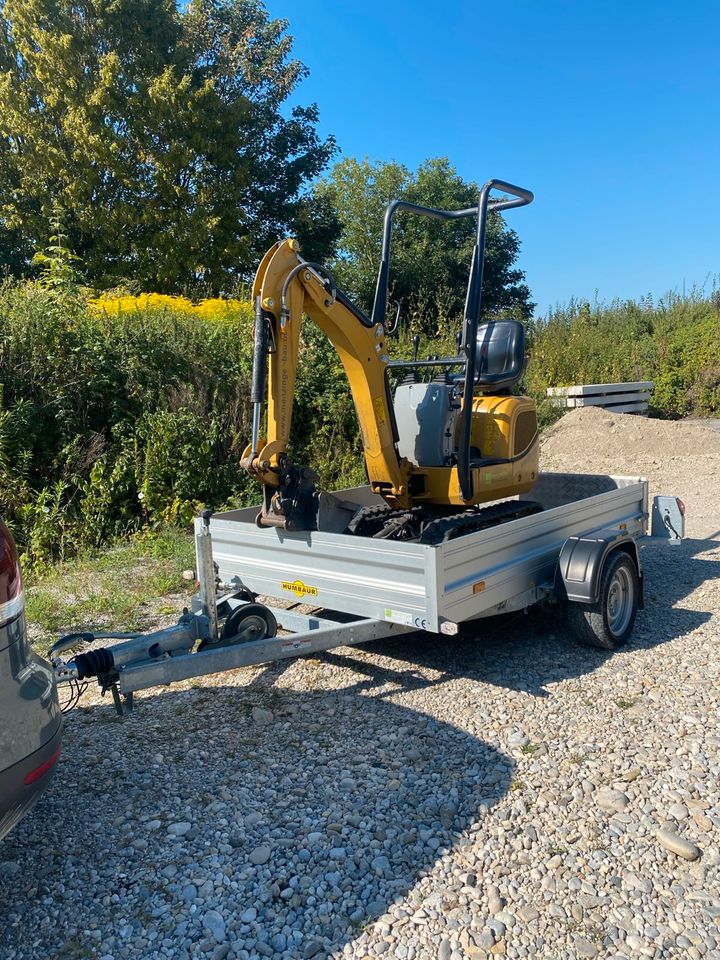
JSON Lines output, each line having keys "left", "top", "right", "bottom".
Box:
{"left": 1, "top": 411, "right": 718, "bottom": 960}
{"left": 541, "top": 407, "right": 720, "bottom": 539}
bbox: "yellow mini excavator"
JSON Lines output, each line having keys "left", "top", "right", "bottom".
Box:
{"left": 241, "top": 179, "right": 541, "bottom": 543}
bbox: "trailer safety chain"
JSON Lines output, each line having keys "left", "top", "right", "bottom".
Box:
{"left": 663, "top": 511, "right": 680, "bottom": 540}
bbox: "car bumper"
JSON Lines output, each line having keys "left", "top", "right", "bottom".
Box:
{"left": 0, "top": 725, "right": 62, "bottom": 840}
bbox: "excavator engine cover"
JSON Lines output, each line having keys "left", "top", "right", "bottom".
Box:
{"left": 394, "top": 382, "right": 460, "bottom": 467}
{"left": 466, "top": 395, "right": 538, "bottom": 462}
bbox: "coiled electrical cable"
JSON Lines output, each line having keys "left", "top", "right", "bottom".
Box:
{"left": 59, "top": 678, "right": 89, "bottom": 714}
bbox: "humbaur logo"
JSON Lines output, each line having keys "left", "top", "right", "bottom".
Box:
{"left": 281, "top": 579, "right": 319, "bottom": 599}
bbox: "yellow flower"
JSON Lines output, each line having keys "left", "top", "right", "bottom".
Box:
{"left": 87, "top": 293, "right": 253, "bottom": 322}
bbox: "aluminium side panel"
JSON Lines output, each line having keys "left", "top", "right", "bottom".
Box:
{"left": 435, "top": 476, "right": 647, "bottom": 625}
{"left": 209, "top": 513, "right": 437, "bottom": 630}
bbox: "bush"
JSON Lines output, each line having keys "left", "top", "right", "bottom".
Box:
{"left": 2, "top": 278, "right": 718, "bottom": 570}
{"left": 0, "top": 282, "right": 370, "bottom": 568}
{"left": 0, "top": 282, "right": 257, "bottom": 566}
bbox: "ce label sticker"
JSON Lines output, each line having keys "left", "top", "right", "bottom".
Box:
{"left": 414, "top": 616, "right": 428, "bottom": 630}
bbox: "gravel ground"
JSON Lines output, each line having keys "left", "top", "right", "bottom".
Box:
{"left": 692, "top": 421, "right": 720, "bottom": 433}
{"left": 1, "top": 412, "right": 719, "bottom": 960}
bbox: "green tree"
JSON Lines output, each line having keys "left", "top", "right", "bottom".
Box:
{"left": 316, "top": 156, "right": 534, "bottom": 335}
{"left": 0, "top": 0, "right": 337, "bottom": 291}
{"left": 315, "top": 157, "right": 410, "bottom": 309}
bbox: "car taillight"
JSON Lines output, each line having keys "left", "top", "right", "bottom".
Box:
{"left": 0, "top": 517, "right": 24, "bottom": 626}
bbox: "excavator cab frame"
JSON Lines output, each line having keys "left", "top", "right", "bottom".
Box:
{"left": 370, "top": 179, "right": 534, "bottom": 500}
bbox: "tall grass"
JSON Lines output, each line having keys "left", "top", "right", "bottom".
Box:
{"left": 525, "top": 284, "right": 720, "bottom": 423}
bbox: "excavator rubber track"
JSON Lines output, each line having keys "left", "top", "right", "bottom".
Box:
{"left": 347, "top": 504, "right": 399, "bottom": 538}
{"left": 418, "top": 499, "right": 543, "bottom": 545}
{"left": 349, "top": 499, "right": 543, "bottom": 543}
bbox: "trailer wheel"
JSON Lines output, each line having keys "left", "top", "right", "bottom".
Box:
{"left": 221, "top": 603, "right": 277, "bottom": 644}
{"left": 568, "top": 551, "right": 639, "bottom": 650}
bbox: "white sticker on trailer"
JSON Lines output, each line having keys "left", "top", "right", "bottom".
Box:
{"left": 281, "top": 638, "right": 313, "bottom": 652}
{"left": 384, "top": 608, "right": 413, "bottom": 626}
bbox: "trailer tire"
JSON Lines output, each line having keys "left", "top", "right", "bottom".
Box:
{"left": 221, "top": 603, "right": 277, "bottom": 643}
{"left": 568, "top": 551, "right": 639, "bottom": 650}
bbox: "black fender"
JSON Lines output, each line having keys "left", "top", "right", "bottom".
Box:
{"left": 554, "top": 529, "right": 643, "bottom": 608}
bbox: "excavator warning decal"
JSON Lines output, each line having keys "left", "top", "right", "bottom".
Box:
{"left": 281, "top": 579, "right": 319, "bottom": 599}
{"left": 373, "top": 396, "right": 386, "bottom": 427}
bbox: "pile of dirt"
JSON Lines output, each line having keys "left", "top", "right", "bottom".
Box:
{"left": 539, "top": 406, "right": 720, "bottom": 538}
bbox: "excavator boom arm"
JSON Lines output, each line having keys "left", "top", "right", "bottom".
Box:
{"left": 242, "top": 240, "right": 410, "bottom": 526}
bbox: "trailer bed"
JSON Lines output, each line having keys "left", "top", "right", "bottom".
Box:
{"left": 51, "top": 471, "right": 671, "bottom": 705}
{"left": 210, "top": 472, "right": 648, "bottom": 634}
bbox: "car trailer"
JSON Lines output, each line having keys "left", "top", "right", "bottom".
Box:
{"left": 50, "top": 473, "right": 685, "bottom": 714}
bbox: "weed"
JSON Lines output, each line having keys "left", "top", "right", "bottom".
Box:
{"left": 58, "top": 937, "right": 94, "bottom": 958}
{"left": 615, "top": 697, "right": 636, "bottom": 710}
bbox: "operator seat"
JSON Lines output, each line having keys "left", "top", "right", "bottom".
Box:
{"left": 473, "top": 319, "right": 526, "bottom": 393}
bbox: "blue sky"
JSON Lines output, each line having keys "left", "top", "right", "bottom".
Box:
{"left": 266, "top": 0, "right": 720, "bottom": 315}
